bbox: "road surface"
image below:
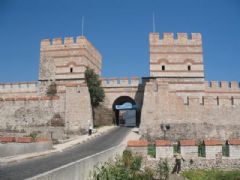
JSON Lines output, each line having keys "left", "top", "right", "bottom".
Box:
{"left": 0, "top": 127, "right": 131, "bottom": 180}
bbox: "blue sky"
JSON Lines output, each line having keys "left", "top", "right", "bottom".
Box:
{"left": 0, "top": 0, "right": 239, "bottom": 82}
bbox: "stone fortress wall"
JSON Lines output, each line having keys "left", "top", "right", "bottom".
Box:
{"left": 140, "top": 32, "right": 240, "bottom": 140}
{"left": 0, "top": 36, "right": 98, "bottom": 135}
{"left": 0, "top": 32, "right": 240, "bottom": 140}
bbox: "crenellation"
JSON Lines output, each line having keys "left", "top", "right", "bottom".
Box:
{"left": 205, "top": 81, "right": 240, "bottom": 92}
{"left": 231, "top": 81, "right": 240, "bottom": 90}
{"left": 210, "top": 81, "right": 220, "bottom": 88}
{"left": 191, "top": 33, "right": 202, "bottom": 44}
{"left": 177, "top": 33, "right": 188, "bottom": 44}
{"left": 130, "top": 77, "right": 140, "bottom": 85}
{"left": 162, "top": 32, "right": 174, "bottom": 44}
{"left": 41, "top": 39, "right": 51, "bottom": 47}
{"left": 0, "top": 82, "right": 38, "bottom": 93}
{"left": 64, "top": 37, "right": 74, "bottom": 44}
{"left": 220, "top": 81, "right": 230, "bottom": 89}
{"left": 100, "top": 77, "right": 141, "bottom": 87}
{"left": 119, "top": 78, "right": 129, "bottom": 85}
{"left": 52, "top": 38, "right": 62, "bottom": 45}
{"left": 150, "top": 32, "right": 202, "bottom": 46}
{"left": 149, "top": 33, "right": 160, "bottom": 45}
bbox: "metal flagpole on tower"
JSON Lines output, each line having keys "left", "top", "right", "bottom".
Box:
{"left": 82, "top": 16, "right": 84, "bottom": 36}
{"left": 153, "top": 12, "right": 156, "bottom": 32}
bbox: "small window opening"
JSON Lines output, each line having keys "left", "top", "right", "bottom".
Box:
{"left": 70, "top": 68, "right": 73, "bottom": 73}
{"left": 188, "top": 65, "right": 191, "bottom": 71}
{"left": 217, "top": 96, "right": 219, "bottom": 106}
{"left": 162, "top": 65, "right": 165, "bottom": 71}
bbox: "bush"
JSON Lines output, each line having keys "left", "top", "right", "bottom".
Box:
{"left": 91, "top": 150, "right": 153, "bottom": 180}
{"left": 157, "top": 158, "right": 170, "bottom": 180}
{"left": 29, "top": 132, "right": 37, "bottom": 141}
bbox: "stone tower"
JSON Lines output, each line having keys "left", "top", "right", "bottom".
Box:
{"left": 39, "top": 36, "right": 102, "bottom": 81}
{"left": 149, "top": 32, "right": 204, "bottom": 79}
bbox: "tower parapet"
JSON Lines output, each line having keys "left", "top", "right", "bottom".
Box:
{"left": 149, "top": 32, "right": 202, "bottom": 45}
{"left": 39, "top": 36, "right": 102, "bottom": 81}
{"left": 149, "top": 32, "right": 204, "bottom": 79}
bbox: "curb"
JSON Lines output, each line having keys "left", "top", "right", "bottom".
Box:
{"left": 0, "top": 126, "right": 116, "bottom": 165}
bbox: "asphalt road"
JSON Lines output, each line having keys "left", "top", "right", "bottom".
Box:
{"left": 0, "top": 127, "right": 131, "bottom": 180}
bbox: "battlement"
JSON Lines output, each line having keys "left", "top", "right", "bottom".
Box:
{"left": 205, "top": 81, "right": 240, "bottom": 91}
{"left": 40, "top": 36, "right": 102, "bottom": 60}
{"left": 185, "top": 95, "right": 240, "bottom": 106}
{"left": 149, "top": 32, "right": 202, "bottom": 45}
{"left": 101, "top": 77, "right": 141, "bottom": 87}
{"left": 0, "top": 82, "right": 38, "bottom": 93}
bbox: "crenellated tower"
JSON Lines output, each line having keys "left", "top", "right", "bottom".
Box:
{"left": 149, "top": 32, "right": 204, "bottom": 79}
{"left": 39, "top": 36, "right": 102, "bottom": 81}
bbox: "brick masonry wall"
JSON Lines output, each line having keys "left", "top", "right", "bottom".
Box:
{"left": 140, "top": 79, "right": 240, "bottom": 140}
{"left": 39, "top": 36, "right": 102, "bottom": 81}
{"left": 180, "top": 146, "right": 198, "bottom": 159}
{"left": 146, "top": 158, "right": 240, "bottom": 172}
{"left": 0, "top": 96, "right": 64, "bottom": 131}
{"left": 156, "top": 146, "right": 173, "bottom": 159}
{"left": 229, "top": 145, "right": 240, "bottom": 159}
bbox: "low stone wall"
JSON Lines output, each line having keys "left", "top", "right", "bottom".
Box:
{"left": 127, "top": 140, "right": 148, "bottom": 156}
{"left": 146, "top": 158, "right": 240, "bottom": 171}
{"left": 27, "top": 144, "right": 126, "bottom": 180}
{"left": 0, "top": 141, "right": 52, "bottom": 157}
{"left": 156, "top": 140, "right": 173, "bottom": 159}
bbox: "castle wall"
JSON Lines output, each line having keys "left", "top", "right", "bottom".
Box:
{"left": 101, "top": 77, "right": 143, "bottom": 109}
{"left": 140, "top": 79, "right": 240, "bottom": 140}
{"left": 65, "top": 83, "right": 93, "bottom": 132}
{"left": 0, "top": 82, "right": 38, "bottom": 97}
{"left": 0, "top": 96, "right": 64, "bottom": 131}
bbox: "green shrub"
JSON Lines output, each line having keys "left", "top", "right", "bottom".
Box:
{"left": 29, "top": 132, "right": 37, "bottom": 140}
{"left": 157, "top": 158, "right": 170, "bottom": 180}
{"left": 91, "top": 150, "right": 153, "bottom": 180}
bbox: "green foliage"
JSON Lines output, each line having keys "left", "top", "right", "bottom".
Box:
{"left": 29, "top": 132, "right": 37, "bottom": 140}
{"left": 182, "top": 169, "right": 240, "bottom": 180}
{"left": 85, "top": 68, "right": 105, "bottom": 107}
{"left": 148, "top": 144, "right": 156, "bottom": 158}
{"left": 46, "top": 82, "right": 57, "bottom": 96}
{"left": 91, "top": 150, "right": 154, "bottom": 180}
{"left": 157, "top": 158, "right": 170, "bottom": 180}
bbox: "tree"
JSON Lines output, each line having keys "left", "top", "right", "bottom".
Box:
{"left": 85, "top": 68, "right": 105, "bottom": 107}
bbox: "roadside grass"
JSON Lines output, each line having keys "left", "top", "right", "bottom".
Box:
{"left": 182, "top": 169, "right": 240, "bottom": 180}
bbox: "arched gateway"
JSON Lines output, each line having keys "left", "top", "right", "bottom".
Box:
{"left": 112, "top": 96, "right": 140, "bottom": 127}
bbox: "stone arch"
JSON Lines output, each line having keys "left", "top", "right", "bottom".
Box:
{"left": 112, "top": 96, "right": 140, "bottom": 127}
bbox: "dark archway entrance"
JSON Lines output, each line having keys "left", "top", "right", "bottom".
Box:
{"left": 112, "top": 96, "right": 140, "bottom": 127}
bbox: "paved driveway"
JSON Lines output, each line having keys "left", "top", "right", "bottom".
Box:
{"left": 0, "top": 127, "right": 131, "bottom": 180}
